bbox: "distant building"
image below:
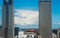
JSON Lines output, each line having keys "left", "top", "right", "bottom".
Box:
{"left": 24, "top": 29, "right": 37, "bottom": 38}
{"left": 24, "top": 32, "right": 36, "bottom": 38}
{"left": 18, "top": 31, "right": 36, "bottom": 38}
{"left": 18, "top": 31, "right": 26, "bottom": 38}
{"left": 18, "top": 29, "right": 37, "bottom": 38}
{"left": 0, "top": 26, "right": 2, "bottom": 28}
{"left": 0, "top": 26, "right": 2, "bottom": 37}
{"left": 52, "top": 33, "right": 57, "bottom": 38}
{"left": 57, "top": 29, "right": 60, "bottom": 38}
{"left": 15, "top": 27, "right": 19, "bottom": 36}
{"left": 52, "top": 29, "right": 57, "bottom": 38}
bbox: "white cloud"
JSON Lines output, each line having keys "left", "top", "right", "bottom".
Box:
{"left": 58, "top": 23, "right": 60, "bottom": 24}
{"left": 56, "top": 22, "right": 60, "bottom": 25}
{"left": 53, "top": 22, "right": 60, "bottom": 25}
{"left": 14, "top": 9, "right": 39, "bottom": 26}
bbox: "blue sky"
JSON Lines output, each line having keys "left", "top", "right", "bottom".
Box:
{"left": 14, "top": 0, "right": 38, "bottom": 11}
{"left": 0, "top": 0, "right": 60, "bottom": 29}
{"left": 52, "top": 0, "right": 60, "bottom": 29}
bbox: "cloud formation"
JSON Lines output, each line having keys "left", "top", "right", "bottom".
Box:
{"left": 53, "top": 22, "right": 60, "bottom": 25}
{"left": 14, "top": 9, "right": 39, "bottom": 26}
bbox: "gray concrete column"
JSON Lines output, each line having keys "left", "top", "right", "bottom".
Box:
{"left": 39, "top": 0, "right": 52, "bottom": 38}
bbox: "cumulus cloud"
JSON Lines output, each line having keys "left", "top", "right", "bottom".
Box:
{"left": 58, "top": 23, "right": 60, "bottom": 24}
{"left": 53, "top": 22, "right": 60, "bottom": 25}
{"left": 14, "top": 9, "right": 39, "bottom": 26}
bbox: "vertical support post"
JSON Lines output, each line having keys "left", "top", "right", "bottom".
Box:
{"left": 39, "top": 0, "right": 52, "bottom": 38}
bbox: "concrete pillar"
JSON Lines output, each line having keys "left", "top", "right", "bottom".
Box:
{"left": 39, "top": 0, "right": 52, "bottom": 38}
